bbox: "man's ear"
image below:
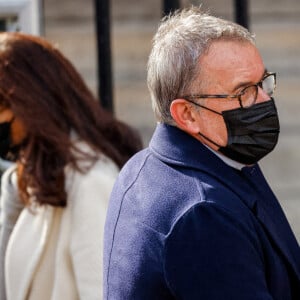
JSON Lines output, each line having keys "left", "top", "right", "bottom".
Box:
{"left": 170, "top": 99, "right": 201, "bottom": 134}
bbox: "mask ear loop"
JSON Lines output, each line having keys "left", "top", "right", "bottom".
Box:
{"left": 183, "top": 98, "right": 223, "bottom": 148}
{"left": 184, "top": 98, "right": 222, "bottom": 115}
{"left": 198, "top": 132, "right": 222, "bottom": 148}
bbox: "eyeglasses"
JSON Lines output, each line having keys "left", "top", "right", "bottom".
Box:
{"left": 182, "top": 72, "right": 276, "bottom": 108}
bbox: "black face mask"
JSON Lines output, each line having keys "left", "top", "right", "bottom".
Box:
{"left": 197, "top": 98, "right": 280, "bottom": 165}
{"left": 0, "top": 118, "right": 22, "bottom": 161}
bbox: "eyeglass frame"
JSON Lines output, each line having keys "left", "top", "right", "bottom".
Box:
{"left": 181, "top": 72, "right": 276, "bottom": 108}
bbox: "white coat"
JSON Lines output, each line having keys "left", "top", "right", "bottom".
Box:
{"left": 3, "top": 142, "right": 119, "bottom": 300}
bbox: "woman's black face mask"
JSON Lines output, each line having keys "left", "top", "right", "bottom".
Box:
{"left": 196, "top": 98, "right": 280, "bottom": 165}
{"left": 0, "top": 118, "right": 22, "bottom": 161}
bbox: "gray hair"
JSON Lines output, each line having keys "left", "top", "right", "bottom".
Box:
{"left": 147, "top": 6, "right": 255, "bottom": 124}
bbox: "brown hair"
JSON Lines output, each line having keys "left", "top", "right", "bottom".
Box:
{"left": 0, "top": 32, "right": 142, "bottom": 207}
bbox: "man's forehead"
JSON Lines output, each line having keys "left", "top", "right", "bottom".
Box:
{"left": 198, "top": 40, "right": 265, "bottom": 87}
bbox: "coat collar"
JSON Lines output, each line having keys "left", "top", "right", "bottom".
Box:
{"left": 149, "top": 123, "right": 242, "bottom": 170}
{"left": 150, "top": 123, "right": 300, "bottom": 281}
{"left": 149, "top": 124, "right": 258, "bottom": 209}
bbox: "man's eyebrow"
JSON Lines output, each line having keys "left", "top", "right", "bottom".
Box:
{"left": 233, "top": 81, "right": 253, "bottom": 92}
{"left": 232, "top": 69, "right": 268, "bottom": 93}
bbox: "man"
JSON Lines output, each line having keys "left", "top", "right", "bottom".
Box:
{"left": 104, "top": 7, "right": 300, "bottom": 299}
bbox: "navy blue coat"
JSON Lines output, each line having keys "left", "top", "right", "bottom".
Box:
{"left": 104, "top": 124, "right": 300, "bottom": 299}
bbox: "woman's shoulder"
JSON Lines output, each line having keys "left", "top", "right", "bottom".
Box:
{"left": 66, "top": 153, "right": 118, "bottom": 187}
{"left": 70, "top": 138, "right": 119, "bottom": 177}
{"left": 65, "top": 140, "right": 119, "bottom": 199}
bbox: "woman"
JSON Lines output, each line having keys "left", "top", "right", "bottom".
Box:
{"left": 0, "top": 32, "right": 142, "bottom": 300}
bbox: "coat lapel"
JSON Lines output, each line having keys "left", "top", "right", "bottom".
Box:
{"left": 241, "top": 165, "right": 300, "bottom": 281}
{"left": 5, "top": 205, "right": 54, "bottom": 300}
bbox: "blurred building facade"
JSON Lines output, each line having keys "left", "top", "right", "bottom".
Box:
{"left": 42, "top": 0, "right": 300, "bottom": 241}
